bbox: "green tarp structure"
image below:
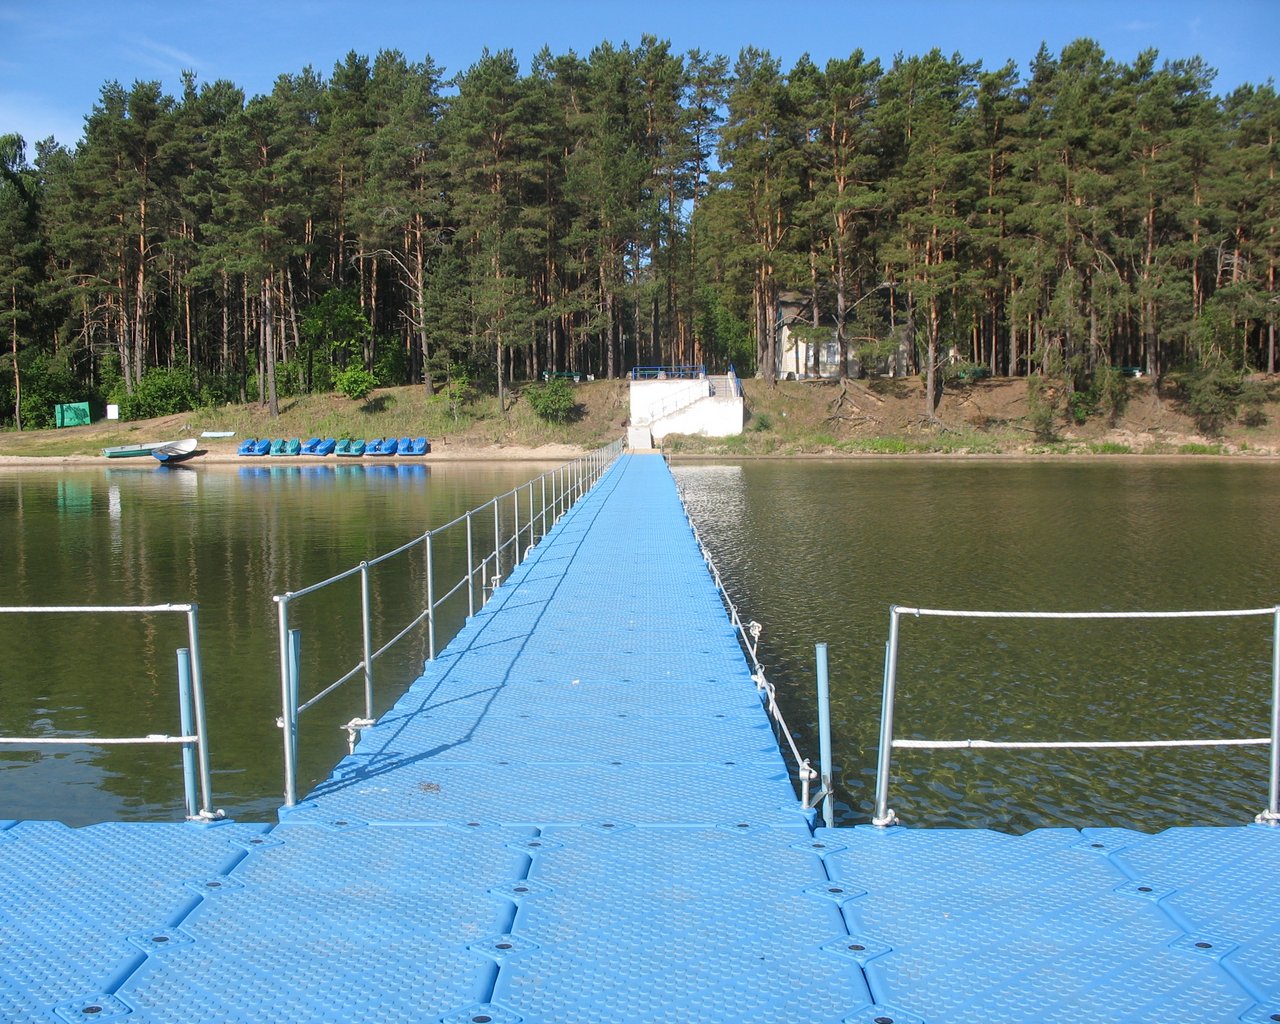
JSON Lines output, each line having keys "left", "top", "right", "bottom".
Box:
{"left": 54, "top": 402, "right": 91, "bottom": 427}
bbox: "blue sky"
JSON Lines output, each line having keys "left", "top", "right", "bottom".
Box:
{"left": 2, "top": 0, "right": 1276, "bottom": 151}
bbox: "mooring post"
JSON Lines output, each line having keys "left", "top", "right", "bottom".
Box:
{"left": 816, "top": 643, "right": 835, "bottom": 828}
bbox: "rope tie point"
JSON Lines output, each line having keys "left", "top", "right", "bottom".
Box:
{"left": 341, "top": 717, "right": 375, "bottom": 753}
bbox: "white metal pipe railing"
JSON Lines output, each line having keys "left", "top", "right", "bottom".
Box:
{"left": 872, "top": 603, "right": 1280, "bottom": 828}
{"left": 274, "top": 438, "right": 625, "bottom": 806}
{"left": 0, "top": 603, "right": 215, "bottom": 821}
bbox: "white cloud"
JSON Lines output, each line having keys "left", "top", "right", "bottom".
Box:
{"left": 120, "top": 34, "right": 207, "bottom": 82}
{"left": 134, "top": 36, "right": 204, "bottom": 70}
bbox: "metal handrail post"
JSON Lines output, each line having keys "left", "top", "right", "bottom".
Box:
{"left": 816, "top": 643, "right": 834, "bottom": 828}
{"left": 540, "top": 474, "right": 547, "bottom": 537}
{"left": 276, "top": 596, "right": 298, "bottom": 807}
{"left": 1267, "top": 606, "right": 1280, "bottom": 823}
{"left": 466, "top": 512, "right": 475, "bottom": 618}
{"left": 493, "top": 499, "right": 501, "bottom": 585}
{"left": 426, "top": 532, "right": 436, "bottom": 661}
{"left": 512, "top": 489, "right": 520, "bottom": 567}
{"left": 176, "top": 647, "right": 198, "bottom": 820}
{"left": 185, "top": 604, "right": 213, "bottom": 816}
{"left": 872, "top": 606, "right": 902, "bottom": 826}
{"left": 288, "top": 628, "right": 302, "bottom": 774}
{"left": 528, "top": 480, "right": 535, "bottom": 547}
{"left": 360, "top": 562, "right": 374, "bottom": 717}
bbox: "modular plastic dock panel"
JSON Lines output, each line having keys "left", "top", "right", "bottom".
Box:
{"left": 2, "top": 453, "right": 1278, "bottom": 1022}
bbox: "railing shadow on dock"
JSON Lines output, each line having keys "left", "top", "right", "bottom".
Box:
{"left": 272, "top": 438, "right": 626, "bottom": 807}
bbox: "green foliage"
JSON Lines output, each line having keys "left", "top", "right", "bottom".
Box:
{"left": 1088, "top": 442, "right": 1132, "bottom": 454}
{"left": 440, "top": 366, "right": 474, "bottom": 424}
{"left": 4, "top": 37, "right": 1280, "bottom": 416}
{"left": 844, "top": 437, "right": 916, "bottom": 454}
{"left": 1091, "top": 364, "right": 1130, "bottom": 423}
{"left": 334, "top": 366, "right": 378, "bottom": 401}
{"left": 114, "top": 367, "right": 200, "bottom": 421}
{"left": 526, "top": 377, "right": 578, "bottom": 423}
{"left": 1067, "top": 390, "right": 1094, "bottom": 425}
{"left": 301, "top": 289, "right": 372, "bottom": 368}
{"left": 1180, "top": 368, "right": 1265, "bottom": 435}
{"left": 1025, "top": 375, "right": 1060, "bottom": 442}
{"left": 749, "top": 412, "right": 772, "bottom": 432}
{"left": 16, "top": 353, "right": 82, "bottom": 428}
{"left": 272, "top": 360, "right": 306, "bottom": 399}
{"left": 696, "top": 288, "right": 754, "bottom": 374}
{"left": 374, "top": 339, "right": 410, "bottom": 388}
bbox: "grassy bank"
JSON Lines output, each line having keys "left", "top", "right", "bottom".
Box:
{"left": 663, "top": 376, "right": 1280, "bottom": 457}
{"left": 0, "top": 380, "right": 632, "bottom": 459}
{"left": 3, "top": 373, "right": 1278, "bottom": 460}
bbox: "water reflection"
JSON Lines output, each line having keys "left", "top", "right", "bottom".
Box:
{"left": 0, "top": 461, "right": 547, "bottom": 825}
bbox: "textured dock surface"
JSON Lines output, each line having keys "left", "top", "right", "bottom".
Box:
{"left": 2, "top": 453, "right": 1278, "bottom": 1023}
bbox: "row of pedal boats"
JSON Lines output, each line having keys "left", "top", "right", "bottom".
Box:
{"left": 237, "top": 436, "right": 430, "bottom": 457}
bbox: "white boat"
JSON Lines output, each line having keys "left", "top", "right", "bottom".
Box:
{"left": 151, "top": 438, "right": 199, "bottom": 464}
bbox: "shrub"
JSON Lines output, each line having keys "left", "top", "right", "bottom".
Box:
{"left": 114, "top": 366, "right": 199, "bottom": 420}
{"left": 374, "top": 339, "right": 410, "bottom": 387}
{"left": 1026, "top": 375, "right": 1060, "bottom": 442}
{"left": 1092, "top": 364, "right": 1130, "bottom": 423}
{"left": 16, "top": 353, "right": 83, "bottom": 428}
{"left": 526, "top": 377, "right": 577, "bottom": 423}
{"left": 1181, "top": 368, "right": 1265, "bottom": 435}
{"left": 440, "top": 366, "right": 474, "bottom": 424}
{"left": 334, "top": 366, "right": 378, "bottom": 401}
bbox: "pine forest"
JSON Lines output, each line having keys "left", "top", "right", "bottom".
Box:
{"left": 1, "top": 37, "right": 1277, "bottom": 428}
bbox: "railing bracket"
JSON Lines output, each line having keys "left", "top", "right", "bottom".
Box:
{"left": 342, "top": 717, "right": 376, "bottom": 753}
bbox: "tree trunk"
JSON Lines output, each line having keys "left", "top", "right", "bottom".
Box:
{"left": 925, "top": 293, "right": 940, "bottom": 418}
{"left": 262, "top": 278, "right": 279, "bottom": 416}
{"left": 10, "top": 285, "right": 20, "bottom": 431}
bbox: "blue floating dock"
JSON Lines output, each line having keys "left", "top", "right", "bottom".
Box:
{"left": 2, "top": 453, "right": 1278, "bottom": 1022}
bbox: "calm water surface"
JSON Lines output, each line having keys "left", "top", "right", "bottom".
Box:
{"left": 2, "top": 457, "right": 1277, "bottom": 833}
{"left": 0, "top": 461, "right": 553, "bottom": 824}
{"left": 673, "top": 459, "right": 1280, "bottom": 833}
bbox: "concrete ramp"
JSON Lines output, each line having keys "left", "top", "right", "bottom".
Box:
{"left": 630, "top": 373, "right": 743, "bottom": 441}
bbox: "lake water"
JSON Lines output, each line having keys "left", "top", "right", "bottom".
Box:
{"left": 2, "top": 456, "right": 1277, "bottom": 833}
{"left": 673, "top": 458, "right": 1280, "bottom": 833}
{"left": 0, "top": 461, "right": 554, "bottom": 824}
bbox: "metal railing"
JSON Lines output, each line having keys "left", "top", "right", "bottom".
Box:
{"left": 633, "top": 380, "right": 714, "bottom": 427}
{"left": 0, "top": 603, "right": 216, "bottom": 821}
{"left": 273, "top": 438, "right": 625, "bottom": 806}
{"left": 629, "top": 365, "right": 707, "bottom": 380}
{"left": 872, "top": 604, "right": 1280, "bottom": 828}
{"left": 678, "top": 492, "right": 822, "bottom": 820}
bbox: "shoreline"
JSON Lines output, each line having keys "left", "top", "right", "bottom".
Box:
{"left": 0, "top": 442, "right": 587, "bottom": 468}
{"left": 3, "top": 444, "right": 1279, "bottom": 468}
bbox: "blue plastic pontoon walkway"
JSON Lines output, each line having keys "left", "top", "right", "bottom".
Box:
{"left": 2, "top": 453, "right": 1278, "bottom": 1023}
